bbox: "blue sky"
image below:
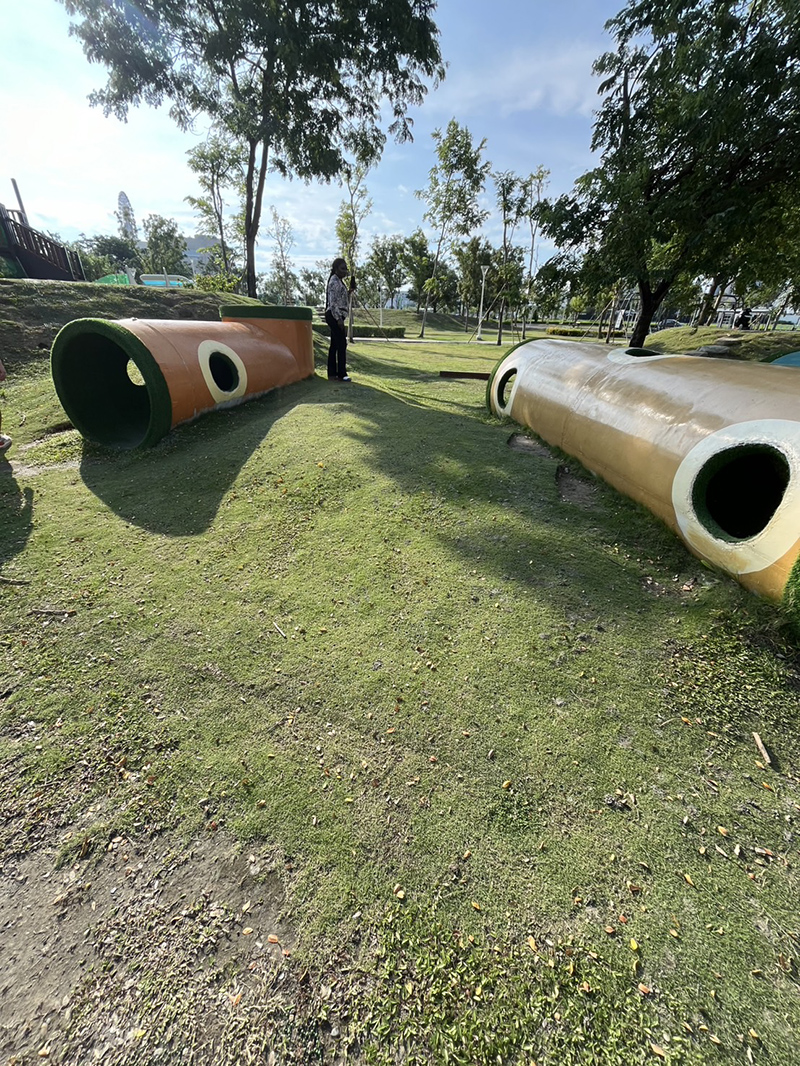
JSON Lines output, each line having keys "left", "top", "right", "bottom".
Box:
{"left": 0, "top": 0, "right": 623, "bottom": 273}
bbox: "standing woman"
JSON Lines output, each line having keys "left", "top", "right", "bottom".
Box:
{"left": 325, "top": 258, "right": 353, "bottom": 382}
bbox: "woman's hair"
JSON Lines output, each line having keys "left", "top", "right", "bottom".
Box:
{"left": 330, "top": 257, "right": 347, "bottom": 277}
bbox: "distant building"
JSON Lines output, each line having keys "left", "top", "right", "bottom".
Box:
{"left": 185, "top": 235, "right": 225, "bottom": 275}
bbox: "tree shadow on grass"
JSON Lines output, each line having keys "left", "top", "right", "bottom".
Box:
{"left": 78, "top": 375, "right": 331, "bottom": 537}
{"left": 332, "top": 369, "right": 707, "bottom": 627}
{"left": 77, "top": 356, "right": 725, "bottom": 633}
{"left": 0, "top": 462, "right": 33, "bottom": 569}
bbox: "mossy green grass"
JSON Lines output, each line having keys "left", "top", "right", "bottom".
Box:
{"left": 1, "top": 327, "right": 799, "bottom": 1063}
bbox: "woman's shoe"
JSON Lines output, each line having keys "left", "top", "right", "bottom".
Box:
{"left": 0, "top": 434, "right": 12, "bottom": 454}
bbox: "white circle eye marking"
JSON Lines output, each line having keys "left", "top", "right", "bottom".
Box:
{"left": 198, "top": 340, "right": 248, "bottom": 403}
{"left": 672, "top": 420, "right": 800, "bottom": 575}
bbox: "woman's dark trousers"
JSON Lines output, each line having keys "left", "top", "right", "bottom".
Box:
{"left": 326, "top": 311, "right": 347, "bottom": 378}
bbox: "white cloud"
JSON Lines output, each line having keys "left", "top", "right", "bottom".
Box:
{"left": 427, "top": 43, "right": 602, "bottom": 121}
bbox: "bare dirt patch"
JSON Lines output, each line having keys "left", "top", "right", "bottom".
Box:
{"left": 506, "top": 435, "right": 599, "bottom": 508}
{"left": 0, "top": 831, "right": 302, "bottom": 1064}
{"left": 506, "top": 432, "right": 551, "bottom": 459}
{"left": 555, "top": 462, "right": 598, "bottom": 507}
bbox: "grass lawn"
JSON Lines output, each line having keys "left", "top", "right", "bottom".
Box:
{"left": 1, "top": 290, "right": 800, "bottom": 1064}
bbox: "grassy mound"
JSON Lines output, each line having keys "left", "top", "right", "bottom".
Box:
{"left": 644, "top": 324, "right": 800, "bottom": 362}
{"left": 0, "top": 278, "right": 260, "bottom": 365}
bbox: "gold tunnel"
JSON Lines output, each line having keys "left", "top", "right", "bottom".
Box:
{"left": 487, "top": 338, "right": 800, "bottom": 604}
{"left": 51, "top": 305, "right": 314, "bottom": 449}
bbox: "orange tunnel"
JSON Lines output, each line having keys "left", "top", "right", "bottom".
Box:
{"left": 51, "top": 305, "right": 314, "bottom": 449}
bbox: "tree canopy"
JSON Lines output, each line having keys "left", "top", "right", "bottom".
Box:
{"left": 415, "top": 119, "right": 490, "bottom": 336}
{"left": 185, "top": 135, "right": 246, "bottom": 276}
{"left": 140, "top": 214, "right": 192, "bottom": 276}
{"left": 539, "top": 0, "right": 800, "bottom": 346}
{"left": 365, "top": 235, "right": 406, "bottom": 308}
{"left": 60, "top": 0, "right": 444, "bottom": 297}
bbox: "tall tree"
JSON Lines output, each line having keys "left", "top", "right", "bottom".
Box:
{"left": 489, "top": 243, "right": 525, "bottom": 336}
{"left": 263, "top": 207, "right": 298, "bottom": 304}
{"left": 539, "top": 0, "right": 800, "bottom": 347}
{"left": 141, "top": 215, "right": 192, "bottom": 276}
{"left": 452, "top": 236, "right": 493, "bottom": 329}
{"left": 415, "top": 119, "right": 490, "bottom": 337}
{"left": 298, "top": 265, "right": 327, "bottom": 307}
{"left": 400, "top": 229, "right": 434, "bottom": 310}
{"left": 365, "top": 234, "right": 406, "bottom": 308}
{"left": 79, "top": 233, "right": 142, "bottom": 273}
{"left": 335, "top": 165, "right": 372, "bottom": 340}
{"left": 185, "top": 134, "right": 246, "bottom": 275}
{"left": 520, "top": 166, "right": 549, "bottom": 338}
{"left": 59, "top": 0, "right": 445, "bottom": 298}
{"left": 492, "top": 171, "right": 526, "bottom": 345}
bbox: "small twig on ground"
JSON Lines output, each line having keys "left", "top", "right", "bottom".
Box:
{"left": 273, "top": 622, "right": 287, "bottom": 639}
{"left": 29, "top": 607, "right": 77, "bottom": 617}
{"left": 753, "top": 732, "right": 772, "bottom": 767}
{"left": 0, "top": 575, "right": 30, "bottom": 585}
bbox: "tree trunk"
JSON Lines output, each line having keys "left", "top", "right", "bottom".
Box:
{"left": 211, "top": 177, "right": 230, "bottom": 276}
{"left": 771, "top": 294, "right": 790, "bottom": 331}
{"left": 629, "top": 280, "right": 670, "bottom": 348}
{"left": 697, "top": 275, "right": 725, "bottom": 326}
{"left": 244, "top": 136, "right": 270, "bottom": 299}
{"left": 419, "top": 175, "right": 453, "bottom": 338}
{"left": 604, "top": 294, "right": 619, "bottom": 344}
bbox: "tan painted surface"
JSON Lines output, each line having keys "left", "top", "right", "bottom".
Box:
{"left": 489, "top": 340, "right": 800, "bottom": 601}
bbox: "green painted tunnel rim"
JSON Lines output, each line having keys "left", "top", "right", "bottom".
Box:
{"left": 51, "top": 318, "right": 173, "bottom": 448}
{"left": 485, "top": 337, "right": 537, "bottom": 412}
{"left": 219, "top": 304, "right": 313, "bottom": 321}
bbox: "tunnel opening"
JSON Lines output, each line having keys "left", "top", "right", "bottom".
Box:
{"left": 624, "top": 347, "right": 662, "bottom": 358}
{"left": 497, "top": 367, "right": 518, "bottom": 409}
{"left": 51, "top": 321, "right": 172, "bottom": 449}
{"left": 692, "top": 444, "right": 790, "bottom": 540}
{"left": 208, "top": 350, "right": 240, "bottom": 393}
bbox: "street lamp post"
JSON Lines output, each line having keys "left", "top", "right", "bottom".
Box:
{"left": 477, "top": 265, "right": 489, "bottom": 341}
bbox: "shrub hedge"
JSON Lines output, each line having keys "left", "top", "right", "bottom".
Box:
{"left": 546, "top": 326, "right": 626, "bottom": 338}
{"left": 312, "top": 323, "right": 406, "bottom": 338}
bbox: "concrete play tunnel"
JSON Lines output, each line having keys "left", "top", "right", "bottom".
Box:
{"left": 487, "top": 338, "right": 800, "bottom": 606}
{"left": 51, "top": 305, "right": 314, "bottom": 449}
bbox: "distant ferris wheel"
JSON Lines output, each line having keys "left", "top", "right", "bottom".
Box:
{"left": 117, "top": 191, "right": 137, "bottom": 239}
